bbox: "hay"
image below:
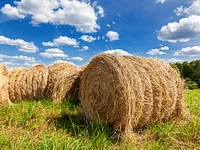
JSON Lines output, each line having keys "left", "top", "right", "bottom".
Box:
{"left": 45, "top": 62, "right": 80, "bottom": 103}
{"left": 28, "top": 64, "right": 48, "bottom": 100}
{"left": 8, "top": 68, "right": 26, "bottom": 102}
{"left": 0, "top": 64, "right": 12, "bottom": 105}
{"left": 79, "top": 53, "right": 185, "bottom": 134}
{"left": 8, "top": 64, "right": 48, "bottom": 102}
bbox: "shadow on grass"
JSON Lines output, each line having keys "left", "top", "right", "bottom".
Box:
{"left": 47, "top": 103, "right": 120, "bottom": 143}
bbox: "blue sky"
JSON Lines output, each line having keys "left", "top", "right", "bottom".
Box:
{"left": 0, "top": 0, "right": 200, "bottom": 68}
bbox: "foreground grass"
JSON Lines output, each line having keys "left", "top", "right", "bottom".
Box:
{"left": 0, "top": 90, "right": 199, "bottom": 150}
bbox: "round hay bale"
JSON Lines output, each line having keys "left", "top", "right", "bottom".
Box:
{"left": 51, "top": 67, "right": 81, "bottom": 103}
{"left": 8, "top": 68, "right": 26, "bottom": 102}
{"left": 79, "top": 53, "right": 185, "bottom": 133}
{"left": 7, "top": 64, "right": 48, "bottom": 102}
{"left": 45, "top": 62, "right": 79, "bottom": 102}
{"left": 0, "top": 63, "right": 12, "bottom": 105}
{"left": 25, "top": 64, "right": 48, "bottom": 100}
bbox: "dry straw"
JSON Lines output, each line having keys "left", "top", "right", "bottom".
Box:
{"left": 79, "top": 53, "right": 185, "bottom": 135}
{"left": 8, "top": 64, "right": 48, "bottom": 102}
{"left": 0, "top": 63, "right": 12, "bottom": 105}
{"left": 45, "top": 62, "right": 81, "bottom": 103}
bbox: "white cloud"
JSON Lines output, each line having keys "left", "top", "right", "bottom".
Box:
{"left": 80, "top": 46, "right": 89, "bottom": 51}
{"left": 106, "top": 31, "right": 119, "bottom": 41}
{"left": 167, "top": 58, "right": 184, "bottom": 63}
{"left": 174, "top": 1, "right": 200, "bottom": 16}
{"left": 103, "top": 49, "right": 132, "bottom": 56}
{"left": 160, "top": 46, "right": 169, "bottom": 50}
{"left": 0, "top": 0, "right": 104, "bottom": 33}
{"left": 107, "top": 24, "right": 111, "bottom": 27}
{"left": 0, "top": 54, "right": 35, "bottom": 61}
{"left": 42, "top": 36, "right": 79, "bottom": 47}
{"left": 67, "top": 57, "right": 83, "bottom": 61}
{"left": 155, "top": 0, "right": 165, "bottom": 4}
{"left": 147, "top": 46, "right": 169, "bottom": 55}
{"left": 0, "top": 54, "right": 40, "bottom": 68}
{"left": 157, "top": 15, "right": 200, "bottom": 43}
{"left": 39, "top": 48, "right": 68, "bottom": 58}
{"left": 147, "top": 49, "right": 166, "bottom": 55}
{"left": 53, "top": 60, "right": 76, "bottom": 66}
{"left": 112, "top": 21, "right": 116, "bottom": 25}
{"left": 93, "top": 2, "right": 104, "bottom": 18}
{"left": 173, "top": 46, "right": 200, "bottom": 57}
{"left": 174, "top": 6, "right": 184, "bottom": 16}
{"left": 80, "top": 35, "right": 96, "bottom": 42}
{"left": 0, "top": 35, "right": 38, "bottom": 53}
{"left": 0, "top": 4, "right": 25, "bottom": 19}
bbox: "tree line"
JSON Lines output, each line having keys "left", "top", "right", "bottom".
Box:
{"left": 170, "top": 60, "right": 200, "bottom": 89}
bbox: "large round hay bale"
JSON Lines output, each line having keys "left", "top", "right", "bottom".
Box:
{"left": 8, "top": 64, "right": 48, "bottom": 102}
{"left": 45, "top": 62, "right": 80, "bottom": 103}
{"left": 79, "top": 53, "right": 185, "bottom": 134}
{"left": 0, "top": 63, "right": 12, "bottom": 105}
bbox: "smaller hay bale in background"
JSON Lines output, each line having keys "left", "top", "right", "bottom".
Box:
{"left": 7, "top": 64, "right": 48, "bottom": 102}
{"left": 25, "top": 64, "right": 48, "bottom": 101}
{"left": 29, "top": 64, "right": 48, "bottom": 100}
{"left": 46, "top": 62, "right": 83, "bottom": 103}
{"left": 45, "top": 63, "right": 76, "bottom": 99}
{"left": 51, "top": 67, "right": 81, "bottom": 103}
{"left": 45, "top": 62, "right": 79, "bottom": 103}
{"left": 0, "top": 63, "right": 12, "bottom": 105}
{"left": 8, "top": 68, "right": 26, "bottom": 102}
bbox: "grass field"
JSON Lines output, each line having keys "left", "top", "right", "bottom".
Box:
{"left": 0, "top": 90, "right": 199, "bottom": 150}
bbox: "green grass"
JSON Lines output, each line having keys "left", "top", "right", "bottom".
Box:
{"left": 0, "top": 90, "right": 199, "bottom": 150}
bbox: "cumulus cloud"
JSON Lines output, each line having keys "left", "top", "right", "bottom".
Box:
{"left": 157, "top": 15, "right": 200, "bottom": 43}
{"left": 0, "top": 54, "right": 40, "bottom": 68}
{"left": 0, "top": 35, "right": 38, "bottom": 53}
{"left": 147, "top": 46, "right": 169, "bottom": 55}
{"left": 1, "top": 4, "right": 25, "bottom": 19}
{"left": 53, "top": 60, "right": 76, "bottom": 66}
{"left": 174, "top": 1, "right": 200, "bottom": 16}
{"left": 0, "top": 54, "right": 35, "bottom": 61}
{"left": 0, "top": 0, "right": 104, "bottom": 33}
{"left": 80, "top": 35, "right": 96, "bottom": 42}
{"left": 173, "top": 46, "right": 200, "bottom": 57}
{"left": 39, "top": 48, "right": 68, "bottom": 58}
{"left": 103, "top": 49, "right": 132, "bottom": 56}
{"left": 67, "top": 57, "right": 83, "bottom": 61}
{"left": 155, "top": 0, "right": 165, "bottom": 4}
{"left": 106, "top": 31, "right": 119, "bottom": 41}
{"left": 80, "top": 46, "right": 89, "bottom": 51}
{"left": 42, "top": 36, "right": 79, "bottom": 47}
{"left": 167, "top": 58, "right": 184, "bottom": 63}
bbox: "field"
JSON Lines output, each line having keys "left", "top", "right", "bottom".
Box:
{"left": 0, "top": 90, "right": 199, "bottom": 150}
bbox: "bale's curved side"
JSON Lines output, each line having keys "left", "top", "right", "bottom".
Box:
{"left": 80, "top": 54, "right": 136, "bottom": 130}
{"left": 79, "top": 53, "right": 185, "bottom": 133}
{"left": 14, "top": 68, "right": 27, "bottom": 101}
{"left": 45, "top": 62, "right": 78, "bottom": 102}
{"left": 8, "top": 64, "right": 48, "bottom": 102}
{"left": 51, "top": 67, "right": 80, "bottom": 103}
{"left": 0, "top": 64, "right": 12, "bottom": 105}
{"left": 8, "top": 68, "right": 26, "bottom": 102}
{"left": 26, "top": 64, "right": 48, "bottom": 100}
